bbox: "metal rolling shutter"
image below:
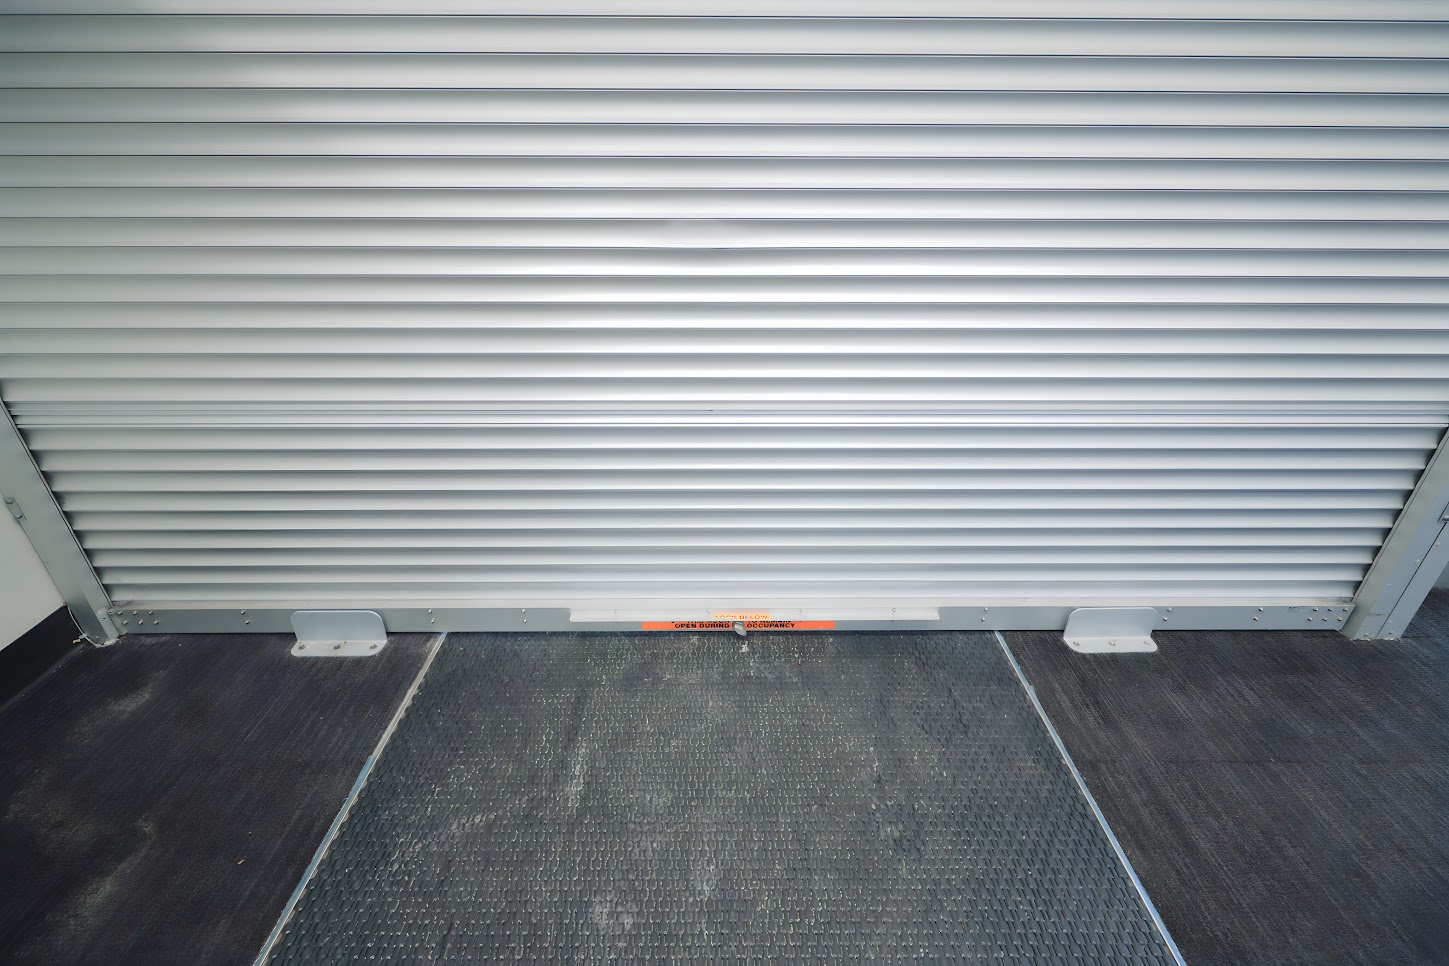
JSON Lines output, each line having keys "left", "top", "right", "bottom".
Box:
{"left": 1, "top": 2, "right": 1447, "bottom": 630}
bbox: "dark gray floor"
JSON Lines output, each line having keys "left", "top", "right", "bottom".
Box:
{"left": 0, "top": 632, "right": 432, "bottom": 965}
{"left": 1007, "top": 589, "right": 1449, "bottom": 966}
{"left": 4, "top": 596, "right": 1449, "bottom": 963}
{"left": 271, "top": 631, "right": 1174, "bottom": 963}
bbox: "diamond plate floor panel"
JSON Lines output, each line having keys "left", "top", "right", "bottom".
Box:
{"left": 269, "top": 631, "right": 1174, "bottom": 963}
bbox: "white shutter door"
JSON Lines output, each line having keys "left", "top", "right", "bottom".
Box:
{"left": 2, "top": 3, "right": 1446, "bottom": 629}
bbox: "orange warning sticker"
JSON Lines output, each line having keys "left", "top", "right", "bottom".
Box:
{"left": 712, "top": 611, "right": 771, "bottom": 621}
{"left": 642, "top": 620, "right": 835, "bottom": 631}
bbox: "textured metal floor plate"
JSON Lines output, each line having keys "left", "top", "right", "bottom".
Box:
{"left": 270, "top": 631, "right": 1173, "bottom": 962}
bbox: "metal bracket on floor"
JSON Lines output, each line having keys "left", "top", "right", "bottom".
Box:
{"left": 291, "top": 610, "right": 388, "bottom": 657}
{"left": 1063, "top": 607, "right": 1158, "bottom": 654}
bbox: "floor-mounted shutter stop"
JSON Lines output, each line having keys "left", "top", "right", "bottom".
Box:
{"left": 291, "top": 610, "right": 388, "bottom": 657}
{"left": 1063, "top": 607, "right": 1159, "bottom": 653}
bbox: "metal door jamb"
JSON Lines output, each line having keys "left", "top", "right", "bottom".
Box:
{"left": 0, "top": 401, "right": 117, "bottom": 645}
{"left": 1344, "top": 428, "right": 1449, "bottom": 641}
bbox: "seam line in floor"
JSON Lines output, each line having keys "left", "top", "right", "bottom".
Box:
{"left": 995, "top": 629, "right": 1186, "bottom": 966}
{"left": 253, "top": 631, "right": 448, "bottom": 966}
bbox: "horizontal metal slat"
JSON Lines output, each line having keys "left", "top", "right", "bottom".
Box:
{"left": 6, "top": 219, "right": 1446, "bottom": 251}
{"left": 88, "top": 574, "right": 1367, "bottom": 601}
{"left": 23, "top": 424, "right": 1440, "bottom": 451}
{"left": 85, "top": 546, "right": 1379, "bottom": 568}
{"left": 3, "top": 91, "right": 1446, "bottom": 127}
{"left": 6, "top": 248, "right": 1449, "bottom": 279}
{"left": 5, "top": 158, "right": 1449, "bottom": 192}
{"left": 8, "top": 324, "right": 1449, "bottom": 351}
{"left": 65, "top": 508, "right": 1403, "bottom": 531}
{"left": 74, "top": 527, "right": 1392, "bottom": 551}
{"left": 97, "top": 556, "right": 1372, "bottom": 576}
{"left": 7, "top": 352, "right": 1449, "bottom": 381}
{"left": 43, "top": 468, "right": 1420, "bottom": 493}
{"left": 3, "top": 2, "right": 1443, "bottom": 18}
{"left": 39, "top": 449, "right": 1434, "bottom": 473}
{"left": 25, "top": 411, "right": 1412, "bottom": 426}
{"left": 98, "top": 578, "right": 1364, "bottom": 601}
{"left": 8, "top": 378, "right": 1441, "bottom": 406}
{"left": 8, "top": 190, "right": 1449, "bottom": 221}
{"left": 5, "top": 275, "right": 1449, "bottom": 304}
{"left": 56, "top": 490, "right": 1410, "bottom": 511}
{"left": 7, "top": 303, "right": 1449, "bottom": 332}
{"left": 6, "top": 17, "right": 1447, "bottom": 57}
{"left": 9, "top": 327, "right": 1449, "bottom": 357}
{"left": 6, "top": 125, "right": 1448, "bottom": 159}
{"left": 5, "top": 353, "right": 1443, "bottom": 382}
{"left": 95, "top": 564, "right": 1370, "bottom": 586}
{"left": 5, "top": 54, "right": 1445, "bottom": 93}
